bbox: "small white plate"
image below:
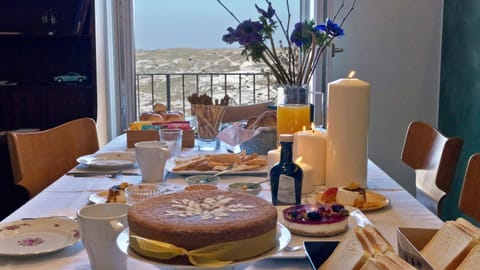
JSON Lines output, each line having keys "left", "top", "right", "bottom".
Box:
{"left": 0, "top": 218, "right": 80, "bottom": 256}
{"left": 88, "top": 190, "right": 113, "bottom": 204}
{"left": 77, "top": 151, "right": 136, "bottom": 169}
{"left": 117, "top": 223, "right": 291, "bottom": 269}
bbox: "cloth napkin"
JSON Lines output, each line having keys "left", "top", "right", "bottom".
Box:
{"left": 217, "top": 123, "right": 275, "bottom": 146}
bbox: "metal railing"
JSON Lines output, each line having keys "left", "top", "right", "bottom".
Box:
{"left": 134, "top": 72, "right": 274, "bottom": 116}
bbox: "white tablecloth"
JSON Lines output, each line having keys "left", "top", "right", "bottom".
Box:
{"left": 0, "top": 135, "right": 443, "bottom": 270}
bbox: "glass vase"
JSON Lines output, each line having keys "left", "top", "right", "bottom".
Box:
{"left": 276, "top": 85, "right": 311, "bottom": 136}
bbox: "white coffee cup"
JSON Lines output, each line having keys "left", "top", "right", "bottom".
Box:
{"left": 77, "top": 203, "right": 130, "bottom": 270}
{"left": 135, "top": 140, "right": 170, "bottom": 182}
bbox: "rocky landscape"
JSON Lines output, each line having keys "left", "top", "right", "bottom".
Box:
{"left": 135, "top": 48, "right": 274, "bottom": 115}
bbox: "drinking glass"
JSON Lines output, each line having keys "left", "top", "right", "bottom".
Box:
{"left": 159, "top": 128, "right": 183, "bottom": 157}
{"left": 276, "top": 85, "right": 310, "bottom": 136}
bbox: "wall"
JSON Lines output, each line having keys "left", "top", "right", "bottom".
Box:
{"left": 331, "top": 0, "right": 444, "bottom": 194}
{"left": 439, "top": 1, "right": 480, "bottom": 221}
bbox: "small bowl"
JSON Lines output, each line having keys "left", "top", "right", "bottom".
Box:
{"left": 186, "top": 175, "right": 220, "bottom": 186}
{"left": 227, "top": 182, "right": 262, "bottom": 196}
{"left": 124, "top": 184, "right": 165, "bottom": 205}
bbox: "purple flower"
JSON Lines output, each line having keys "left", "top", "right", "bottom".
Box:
{"left": 222, "top": 27, "right": 237, "bottom": 44}
{"left": 315, "top": 18, "right": 344, "bottom": 37}
{"left": 290, "top": 22, "right": 313, "bottom": 47}
{"left": 255, "top": 3, "right": 275, "bottom": 20}
{"left": 223, "top": 20, "right": 264, "bottom": 46}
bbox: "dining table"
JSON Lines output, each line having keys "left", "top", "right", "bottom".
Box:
{"left": 0, "top": 134, "right": 444, "bottom": 270}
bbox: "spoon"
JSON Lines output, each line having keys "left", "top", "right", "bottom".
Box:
{"left": 199, "top": 165, "right": 234, "bottom": 183}
{"left": 283, "top": 245, "right": 304, "bottom": 252}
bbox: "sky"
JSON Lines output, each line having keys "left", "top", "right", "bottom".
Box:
{"left": 134, "top": 0, "right": 301, "bottom": 50}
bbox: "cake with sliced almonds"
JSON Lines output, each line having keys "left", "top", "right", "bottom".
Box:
{"left": 127, "top": 190, "right": 278, "bottom": 266}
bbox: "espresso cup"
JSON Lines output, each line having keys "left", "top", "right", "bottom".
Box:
{"left": 77, "top": 203, "right": 130, "bottom": 270}
{"left": 134, "top": 140, "right": 170, "bottom": 182}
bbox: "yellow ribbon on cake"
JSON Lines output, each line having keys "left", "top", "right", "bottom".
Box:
{"left": 129, "top": 228, "right": 276, "bottom": 267}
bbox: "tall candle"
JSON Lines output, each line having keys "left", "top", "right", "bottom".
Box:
{"left": 326, "top": 72, "right": 370, "bottom": 188}
{"left": 293, "top": 128, "right": 327, "bottom": 185}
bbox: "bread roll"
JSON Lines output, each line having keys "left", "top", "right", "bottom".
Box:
{"left": 153, "top": 102, "right": 167, "bottom": 112}
{"left": 140, "top": 112, "right": 164, "bottom": 121}
{"left": 165, "top": 112, "right": 184, "bottom": 121}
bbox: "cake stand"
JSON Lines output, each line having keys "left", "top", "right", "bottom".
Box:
{"left": 117, "top": 223, "right": 291, "bottom": 270}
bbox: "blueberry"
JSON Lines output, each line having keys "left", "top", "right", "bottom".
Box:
{"left": 332, "top": 204, "right": 344, "bottom": 212}
{"left": 307, "top": 211, "right": 322, "bottom": 221}
{"left": 290, "top": 210, "right": 299, "bottom": 219}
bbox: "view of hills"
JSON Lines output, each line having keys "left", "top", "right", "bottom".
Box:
{"left": 135, "top": 48, "right": 274, "bottom": 115}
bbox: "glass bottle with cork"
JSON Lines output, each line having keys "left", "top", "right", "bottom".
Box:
{"left": 270, "top": 134, "right": 303, "bottom": 205}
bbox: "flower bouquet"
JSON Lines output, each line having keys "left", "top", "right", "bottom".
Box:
{"left": 218, "top": 0, "right": 356, "bottom": 86}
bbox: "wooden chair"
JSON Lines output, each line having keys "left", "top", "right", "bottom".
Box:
{"left": 221, "top": 102, "right": 272, "bottom": 123}
{"left": 401, "top": 121, "right": 463, "bottom": 217}
{"left": 459, "top": 153, "right": 480, "bottom": 222}
{"left": 7, "top": 118, "right": 99, "bottom": 198}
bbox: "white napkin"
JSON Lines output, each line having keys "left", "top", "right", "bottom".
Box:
{"left": 217, "top": 123, "right": 275, "bottom": 146}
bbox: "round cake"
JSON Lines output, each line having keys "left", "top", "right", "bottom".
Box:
{"left": 282, "top": 204, "right": 349, "bottom": 237}
{"left": 128, "top": 190, "right": 278, "bottom": 265}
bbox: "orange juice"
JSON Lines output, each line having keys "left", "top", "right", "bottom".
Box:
{"left": 277, "top": 104, "right": 310, "bottom": 135}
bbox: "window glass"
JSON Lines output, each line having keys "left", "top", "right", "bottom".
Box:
{"left": 134, "top": 0, "right": 301, "bottom": 114}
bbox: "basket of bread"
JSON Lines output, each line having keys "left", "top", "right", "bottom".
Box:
{"left": 239, "top": 110, "right": 277, "bottom": 154}
{"left": 127, "top": 103, "right": 195, "bottom": 148}
{"left": 217, "top": 110, "right": 277, "bottom": 155}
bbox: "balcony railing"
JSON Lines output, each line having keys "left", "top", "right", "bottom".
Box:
{"left": 134, "top": 72, "right": 275, "bottom": 116}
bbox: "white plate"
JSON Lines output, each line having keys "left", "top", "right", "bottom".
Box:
{"left": 77, "top": 151, "right": 136, "bottom": 169}
{"left": 88, "top": 190, "right": 114, "bottom": 204}
{"left": 0, "top": 218, "right": 80, "bottom": 256}
{"left": 274, "top": 206, "right": 371, "bottom": 258}
{"left": 165, "top": 156, "right": 268, "bottom": 175}
{"left": 117, "top": 223, "right": 290, "bottom": 269}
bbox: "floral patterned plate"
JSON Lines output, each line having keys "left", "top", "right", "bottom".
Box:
{"left": 0, "top": 217, "right": 80, "bottom": 256}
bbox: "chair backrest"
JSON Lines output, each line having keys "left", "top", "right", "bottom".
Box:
{"left": 401, "top": 121, "right": 463, "bottom": 216}
{"left": 221, "top": 102, "right": 272, "bottom": 123}
{"left": 459, "top": 153, "right": 480, "bottom": 222}
{"left": 7, "top": 118, "right": 99, "bottom": 198}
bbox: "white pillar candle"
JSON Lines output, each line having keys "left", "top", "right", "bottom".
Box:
{"left": 293, "top": 128, "right": 327, "bottom": 185}
{"left": 326, "top": 73, "right": 370, "bottom": 188}
{"left": 296, "top": 161, "right": 313, "bottom": 194}
{"left": 267, "top": 147, "right": 281, "bottom": 175}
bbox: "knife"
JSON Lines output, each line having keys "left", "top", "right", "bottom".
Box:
{"left": 66, "top": 171, "right": 141, "bottom": 177}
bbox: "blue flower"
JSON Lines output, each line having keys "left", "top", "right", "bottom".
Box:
{"left": 315, "top": 18, "right": 344, "bottom": 37}
{"left": 255, "top": 3, "right": 275, "bottom": 20}
{"left": 218, "top": 0, "right": 354, "bottom": 85}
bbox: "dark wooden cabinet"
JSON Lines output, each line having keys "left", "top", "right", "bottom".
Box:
{"left": 0, "top": 0, "right": 97, "bottom": 131}
{"left": 0, "top": 0, "right": 97, "bottom": 219}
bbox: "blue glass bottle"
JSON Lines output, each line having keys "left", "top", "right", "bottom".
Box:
{"left": 270, "top": 134, "right": 303, "bottom": 205}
